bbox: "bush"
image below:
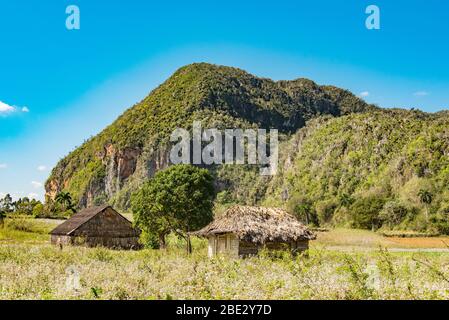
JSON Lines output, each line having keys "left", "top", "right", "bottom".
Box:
{"left": 5, "top": 218, "right": 34, "bottom": 233}
{"left": 316, "top": 199, "right": 338, "bottom": 225}
{"left": 379, "top": 200, "right": 409, "bottom": 229}
{"left": 331, "top": 206, "right": 352, "bottom": 227}
{"left": 286, "top": 194, "right": 318, "bottom": 225}
{"left": 350, "top": 195, "right": 386, "bottom": 230}
{"left": 32, "top": 204, "right": 45, "bottom": 218}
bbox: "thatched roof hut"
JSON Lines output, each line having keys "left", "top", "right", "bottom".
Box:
{"left": 50, "top": 205, "right": 141, "bottom": 250}
{"left": 193, "top": 205, "right": 315, "bottom": 257}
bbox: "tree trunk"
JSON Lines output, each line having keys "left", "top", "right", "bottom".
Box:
{"left": 159, "top": 233, "right": 167, "bottom": 249}
{"left": 186, "top": 234, "right": 192, "bottom": 254}
{"left": 425, "top": 205, "right": 429, "bottom": 222}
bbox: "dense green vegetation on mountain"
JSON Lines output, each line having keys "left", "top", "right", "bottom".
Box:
{"left": 263, "top": 110, "right": 449, "bottom": 233}
{"left": 45, "top": 63, "right": 449, "bottom": 233}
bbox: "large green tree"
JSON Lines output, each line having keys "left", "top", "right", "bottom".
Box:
{"left": 132, "top": 164, "right": 215, "bottom": 253}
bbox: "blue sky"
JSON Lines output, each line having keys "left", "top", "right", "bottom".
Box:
{"left": 1, "top": 0, "right": 449, "bottom": 201}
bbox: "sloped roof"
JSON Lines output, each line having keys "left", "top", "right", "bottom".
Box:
{"left": 193, "top": 205, "right": 316, "bottom": 243}
{"left": 50, "top": 205, "right": 112, "bottom": 236}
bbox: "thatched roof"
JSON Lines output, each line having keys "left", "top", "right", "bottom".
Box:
{"left": 50, "top": 205, "right": 133, "bottom": 236}
{"left": 193, "top": 206, "right": 316, "bottom": 243}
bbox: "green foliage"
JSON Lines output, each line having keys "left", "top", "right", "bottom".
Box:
{"left": 32, "top": 203, "right": 45, "bottom": 218}
{"left": 0, "top": 194, "right": 13, "bottom": 213}
{"left": 338, "top": 254, "right": 374, "bottom": 299}
{"left": 55, "top": 192, "right": 76, "bottom": 214}
{"left": 265, "top": 109, "right": 449, "bottom": 233}
{"left": 350, "top": 195, "right": 386, "bottom": 230}
{"left": 286, "top": 194, "right": 317, "bottom": 225}
{"left": 379, "top": 200, "right": 410, "bottom": 229}
{"left": 132, "top": 164, "right": 215, "bottom": 252}
{"left": 316, "top": 198, "right": 338, "bottom": 225}
{"left": 0, "top": 194, "right": 43, "bottom": 217}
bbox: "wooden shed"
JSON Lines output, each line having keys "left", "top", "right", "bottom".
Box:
{"left": 193, "top": 205, "right": 316, "bottom": 257}
{"left": 50, "top": 205, "right": 141, "bottom": 249}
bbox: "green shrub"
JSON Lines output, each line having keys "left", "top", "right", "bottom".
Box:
{"left": 316, "top": 199, "right": 338, "bottom": 225}
{"left": 5, "top": 218, "right": 35, "bottom": 233}
{"left": 379, "top": 200, "right": 409, "bottom": 229}
{"left": 350, "top": 195, "right": 386, "bottom": 230}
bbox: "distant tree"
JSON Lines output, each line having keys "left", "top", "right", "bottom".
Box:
{"left": 0, "top": 194, "right": 13, "bottom": 213}
{"left": 32, "top": 203, "right": 45, "bottom": 218}
{"left": 295, "top": 204, "right": 310, "bottom": 225}
{"left": 418, "top": 189, "right": 433, "bottom": 222}
{"left": 55, "top": 192, "right": 76, "bottom": 214}
{"left": 132, "top": 164, "right": 215, "bottom": 253}
{"left": 350, "top": 195, "right": 386, "bottom": 230}
{"left": 14, "top": 197, "right": 31, "bottom": 215}
{"left": 379, "top": 200, "right": 409, "bottom": 229}
{"left": 316, "top": 199, "right": 338, "bottom": 225}
{"left": 287, "top": 194, "right": 317, "bottom": 225}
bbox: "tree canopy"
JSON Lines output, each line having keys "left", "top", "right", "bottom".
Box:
{"left": 132, "top": 164, "right": 215, "bottom": 252}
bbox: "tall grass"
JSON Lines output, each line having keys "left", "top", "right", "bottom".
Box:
{"left": 0, "top": 244, "right": 448, "bottom": 300}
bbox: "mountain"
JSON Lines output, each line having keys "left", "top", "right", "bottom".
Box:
{"left": 45, "top": 63, "right": 373, "bottom": 209}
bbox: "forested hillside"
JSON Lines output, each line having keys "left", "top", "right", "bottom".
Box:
{"left": 263, "top": 110, "right": 449, "bottom": 233}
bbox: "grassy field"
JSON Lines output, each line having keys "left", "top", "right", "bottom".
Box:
{"left": 313, "top": 228, "right": 449, "bottom": 250}
{"left": 1, "top": 218, "right": 449, "bottom": 300}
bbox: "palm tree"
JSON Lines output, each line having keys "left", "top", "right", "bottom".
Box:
{"left": 418, "top": 189, "right": 433, "bottom": 222}
{"left": 55, "top": 192, "right": 76, "bottom": 214}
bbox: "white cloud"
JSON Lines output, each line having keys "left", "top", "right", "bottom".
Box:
{"left": 37, "top": 165, "right": 47, "bottom": 172}
{"left": 413, "top": 91, "right": 429, "bottom": 97}
{"left": 0, "top": 100, "right": 30, "bottom": 115}
{"left": 0, "top": 101, "right": 15, "bottom": 114}
{"left": 31, "top": 181, "right": 43, "bottom": 189}
{"left": 0, "top": 192, "right": 6, "bottom": 198}
{"left": 0, "top": 163, "right": 7, "bottom": 169}
{"left": 359, "top": 91, "right": 370, "bottom": 98}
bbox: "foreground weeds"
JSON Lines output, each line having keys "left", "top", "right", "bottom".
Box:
{"left": 0, "top": 244, "right": 448, "bottom": 300}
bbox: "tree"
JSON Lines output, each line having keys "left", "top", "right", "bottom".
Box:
{"left": 379, "top": 200, "right": 408, "bottom": 229}
{"left": 286, "top": 193, "right": 317, "bottom": 225}
{"left": 350, "top": 195, "right": 386, "bottom": 230}
{"left": 14, "top": 197, "right": 33, "bottom": 215}
{"left": 0, "top": 194, "right": 13, "bottom": 213}
{"left": 55, "top": 192, "right": 76, "bottom": 214}
{"left": 132, "top": 164, "right": 215, "bottom": 253}
{"left": 32, "top": 203, "right": 45, "bottom": 218}
{"left": 418, "top": 189, "right": 433, "bottom": 222}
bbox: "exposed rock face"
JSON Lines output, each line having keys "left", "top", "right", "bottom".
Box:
{"left": 103, "top": 146, "right": 141, "bottom": 197}
{"left": 46, "top": 179, "right": 60, "bottom": 201}
{"left": 45, "top": 63, "right": 373, "bottom": 210}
